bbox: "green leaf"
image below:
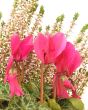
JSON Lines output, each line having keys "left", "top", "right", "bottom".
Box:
{"left": 48, "top": 99, "right": 61, "bottom": 110}
{"left": 58, "top": 99, "right": 75, "bottom": 110}
{"left": 68, "top": 98, "right": 84, "bottom": 110}
{"left": 39, "top": 101, "right": 51, "bottom": 110}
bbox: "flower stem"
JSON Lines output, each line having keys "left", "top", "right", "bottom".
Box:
{"left": 40, "top": 63, "right": 44, "bottom": 103}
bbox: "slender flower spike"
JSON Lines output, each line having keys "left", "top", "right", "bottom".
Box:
{"left": 55, "top": 42, "right": 82, "bottom": 76}
{"left": 34, "top": 32, "right": 66, "bottom": 64}
{"left": 5, "top": 33, "right": 33, "bottom": 77}
{"left": 7, "top": 73, "right": 23, "bottom": 97}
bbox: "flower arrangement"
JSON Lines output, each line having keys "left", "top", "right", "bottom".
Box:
{"left": 0, "top": 0, "right": 88, "bottom": 109}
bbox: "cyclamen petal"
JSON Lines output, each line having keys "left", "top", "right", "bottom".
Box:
{"left": 7, "top": 73, "right": 23, "bottom": 97}
{"left": 4, "top": 56, "right": 14, "bottom": 83}
{"left": 34, "top": 32, "right": 66, "bottom": 64}
{"left": 53, "top": 73, "right": 80, "bottom": 99}
{"left": 11, "top": 33, "right": 33, "bottom": 61}
{"left": 20, "top": 35, "right": 34, "bottom": 60}
{"left": 63, "top": 80, "right": 75, "bottom": 91}
{"left": 69, "top": 50, "right": 82, "bottom": 74}
{"left": 11, "top": 33, "right": 20, "bottom": 56}
{"left": 6, "top": 56, "right": 14, "bottom": 74}
{"left": 5, "top": 33, "right": 33, "bottom": 79}
{"left": 72, "top": 90, "right": 80, "bottom": 98}
{"left": 53, "top": 73, "right": 69, "bottom": 99}
{"left": 55, "top": 42, "right": 82, "bottom": 76}
{"left": 52, "top": 32, "right": 67, "bottom": 57}
{"left": 56, "top": 76, "right": 69, "bottom": 99}
{"left": 34, "top": 33, "right": 48, "bottom": 63}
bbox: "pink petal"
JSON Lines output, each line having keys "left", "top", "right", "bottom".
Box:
{"left": 34, "top": 32, "right": 66, "bottom": 64}
{"left": 11, "top": 33, "right": 21, "bottom": 56}
{"left": 72, "top": 90, "right": 80, "bottom": 98}
{"left": 4, "top": 56, "right": 14, "bottom": 83}
{"left": 69, "top": 50, "right": 82, "bottom": 74}
{"left": 63, "top": 80, "right": 75, "bottom": 91}
{"left": 55, "top": 42, "right": 81, "bottom": 76}
{"left": 6, "top": 56, "right": 14, "bottom": 74}
{"left": 55, "top": 42, "right": 75, "bottom": 71}
{"left": 34, "top": 33, "right": 49, "bottom": 63}
{"left": 9, "top": 81, "right": 15, "bottom": 97}
{"left": 7, "top": 74, "right": 15, "bottom": 96}
{"left": 8, "top": 73, "right": 23, "bottom": 97}
{"left": 45, "top": 32, "right": 66, "bottom": 63}
{"left": 53, "top": 73, "right": 69, "bottom": 99}
{"left": 15, "top": 86, "right": 23, "bottom": 96}
{"left": 20, "top": 35, "right": 33, "bottom": 60}
{"left": 56, "top": 75, "right": 69, "bottom": 99}
{"left": 52, "top": 32, "right": 67, "bottom": 57}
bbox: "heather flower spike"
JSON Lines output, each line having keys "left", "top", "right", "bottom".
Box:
{"left": 34, "top": 32, "right": 66, "bottom": 64}
{"left": 55, "top": 42, "right": 82, "bottom": 76}
{"left": 7, "top": 73, "right": 23, "bottom": 97}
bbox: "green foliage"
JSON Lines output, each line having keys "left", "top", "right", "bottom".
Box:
{"left": 68, "top": 98, "right": 84, "bottom": 110}
{"left": 30, "top": 3, "right": 38, "bottom": 12}
{"left": 0, "top": 80, "right": 9, "bottom": 101}
{"left": 39, "top": 27, "right": 42, "bottom": 32}
{"left": 6, "top": 95, "right": 38, "bottom": 110}
{"left": 46, "top": 25, "right": 50, "bottom": 31}
{"left": 13, "top": 0, "right": 19, "bottom": 8}
{"left": 76, "top": 37, "right": 82, "bottom": 43}
{"left": 38, "top": 101, "right": 51, "bottom": 110}
{"left": 73, "top": 12, "right": 79, "bottom": 21}
{"left": 56, "top": 14, "right": 64, "bottom": 23}
{"left": 23, "top": 81, "right": 40, "bottom": 98}
{"left": 0, "top": 81, "right": 9, "bottom": 109}
{"left": 0, "top": 80, "right": 84, "bottom": 110}
{"left": 81, "top": 24, "right": 88, "bottom": 33}
{"left": 39, "top": 6, "right": 45, "bottom": 16}
{"left": 48, "top": 99, "right": 61, "bottom": 110}
{"left": 58, "top": 99, "right": 76, "bottom": 110}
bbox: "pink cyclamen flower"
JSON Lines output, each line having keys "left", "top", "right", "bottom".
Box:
{"left": 11, "top": 33, "right": 33, "bottom": 61}
{"left": 34, "top": 32, "right": 66, "bottom": 64}
{"left": 53, "top": 73, "right": 79, "bottom": 99}
{"left": 7, "top": 73, "right": 23, "bottom": 97}
{"left": 5, "top": 33, "right": 33, "bottom": 81}
{"left": 55, "top": 42, "right": 82, "bottom": 76}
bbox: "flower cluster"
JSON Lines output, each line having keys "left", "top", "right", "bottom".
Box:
{"left": 4, "top": 32, "right": 81, "bottom": 101}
